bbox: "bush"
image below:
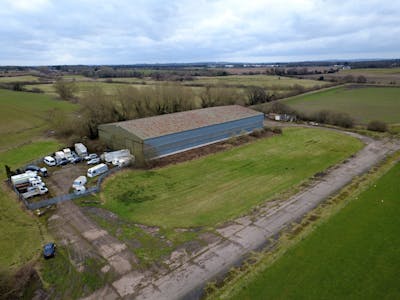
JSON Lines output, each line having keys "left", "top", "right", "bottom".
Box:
{"left": 250, "top": 128, "right": 263, "bottom": 137}
{"left": 272, "top": 127, "right": 282, "bottom": 134}
{"left": 367, "top": 120, "right": 388, "bottom": 132}
{"left": 310, "top": 110, "right": 354, "bottom": 128}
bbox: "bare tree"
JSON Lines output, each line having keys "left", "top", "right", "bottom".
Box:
{"left": 53, "top": 78, "right": 79, "bottom": 100}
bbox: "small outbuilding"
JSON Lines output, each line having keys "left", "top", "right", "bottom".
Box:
{"left": 99, "top": 105, "right": 264, "bottom": 165}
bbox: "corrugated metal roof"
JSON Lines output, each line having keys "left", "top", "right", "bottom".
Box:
{"left": 102, "top": 105, "right": 263, "bottom": 140}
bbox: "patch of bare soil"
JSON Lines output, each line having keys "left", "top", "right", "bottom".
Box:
{"left": 45, "top": 163, "right": 89, "bottom": 196}
{"left": 148, "top": 130, "right": 275, "bottom": 169}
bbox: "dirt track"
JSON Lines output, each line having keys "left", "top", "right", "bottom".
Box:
{"left": 51, "top": 127, "right": 400, "bottom": 300}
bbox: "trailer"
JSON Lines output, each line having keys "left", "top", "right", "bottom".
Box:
{"left": 63, "top": 148, "right": 73, "bottom": 160}
{"left": 11, "top": 171, "right": 38, "bottom": 186}
{"left": 87, "top": 163, "right": 108, "bottom": 178}
{"left": 102, "top": 149, "right": 132, "bottom": 163}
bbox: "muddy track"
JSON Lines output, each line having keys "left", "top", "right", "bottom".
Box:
{"left": 69, "top": 126, "right": 400, "bottom": 300}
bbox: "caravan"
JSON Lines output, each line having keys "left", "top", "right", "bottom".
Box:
{"left": 87, "top": 163, "right": 108, "bottom": 178}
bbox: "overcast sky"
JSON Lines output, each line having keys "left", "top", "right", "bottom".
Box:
{"left": 1, "top": 0, "right": 399, "bottom": 65}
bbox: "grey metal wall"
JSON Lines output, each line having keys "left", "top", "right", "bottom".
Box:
{"left": 143, "top": 115, "right": 264, "bottom": 159}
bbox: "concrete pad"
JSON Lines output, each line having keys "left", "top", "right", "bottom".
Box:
{"left": 112, "top": 271, "right": 145, "bottom": 297}
{"left": 98, "top": 243, "right": 127, "bottom": 259}
{"left": 109, "top": 255, "right": 132, "bottom": 275}
{"left": 216, "top": 223, "right": 244, "bottom": 238}
{"left": 82, "top": 229, "right": 107, "bottom": 241}
{"left": 235, "top": 216, "right": 253, "bottom": 226}
{"left": 80, "top": 285, "right": 119, "bottom": 300}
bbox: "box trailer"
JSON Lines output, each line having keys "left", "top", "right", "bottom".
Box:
{"left": 11, "top": 171, "right": 38, "bottom": 186}
{"left": 55, "top": 151, "right": 66, "bottom": 163}
{"left": 63, "top": 148, "right": 73, "bottom": 160}
{"left": 75, "top": 143, "right": 88, "bottom": 158}
{"left": 87, "top": 163, "right": 108, "bottom": 178}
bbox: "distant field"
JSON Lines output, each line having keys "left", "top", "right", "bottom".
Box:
{"left": 25, "top": 81, "right": 132, "bottom": 97}
{"left": 282, "top": 86, "right": 400, "bottom": 124}
{"left": 342, "top": 67, "right": 400, "bottom": 75}
{"left": 24, "top": 74, "right": 330, "bottom": 99}
{"left": 223, "top": 161, "right": 400, "bottom": 300}
{"left": 0, "top": 89, "right": 75, "bottom": 151}
{"left": 0, "top": 75, "right": 40, "bottom": 82}
{"left": 183, "top": 75, "right": 329, "bottom": 90}
{"left": 303, "top": 68, "right": 400, "bottom": 85}
{"left": 100, "top": 128, "right": 362, "bottom": 228}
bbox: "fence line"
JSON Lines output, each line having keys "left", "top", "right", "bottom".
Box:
{"left": 11, "top": 167, "right": 121, "bottom": 210}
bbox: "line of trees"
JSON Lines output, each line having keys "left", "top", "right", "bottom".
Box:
{"left": 50, "top": 84, "right": 198, "bottom": 140}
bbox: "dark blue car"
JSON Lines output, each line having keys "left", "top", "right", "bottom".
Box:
{"left": 43, "top": 242, "right": 56, "bottom": 259}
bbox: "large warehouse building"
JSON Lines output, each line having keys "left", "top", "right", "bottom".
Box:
{"left": 98, "top": 105, "right": 264, "bottom": 165}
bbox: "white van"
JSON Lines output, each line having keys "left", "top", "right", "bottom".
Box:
{"left": 87, "top": 163, "right": 108, "bottom": 178}
{"left": 44, "top": 156, "right": 56, "bottom": 166}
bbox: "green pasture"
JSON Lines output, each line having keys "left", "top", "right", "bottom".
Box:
{"left": 183, "top": 75, "right": 329, "bottom": 90}
{"left": 0, "top": 89, "right": 74, "bottom": 151}
{"left": 224, "top": 161, "right": 400, "bottom": 300}
{"left": 100, "top": 128, "right": 362, "bottom": 228}
{"left": 0, "top": 75, "right": 40, "bottom": 83}
{"left": 283, "top": 86, "right": 400, "bottom": 124}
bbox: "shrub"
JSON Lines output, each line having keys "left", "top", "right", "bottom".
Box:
{"left": 310, "top": 110, "right": 354, "bottom": 128}
{"left": 367, "top": 120, "right": 388, "bottom": 132}
{"left": 250, "top": 128, "right": 263, "bottom": 137}
{"left": 263, "top": 126, "right": 272, "bottom": 132}
{"left": 272, "top": 127, "right": 282, "bottom": 134}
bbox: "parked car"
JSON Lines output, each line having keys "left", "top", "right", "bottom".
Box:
{"left": 72, "top": 156, "right": 82, "bottom": 164}
{"left": 43, "top": 156, "right": 56, "bottom": 167}
{"left": 84, "top": 153, "right": 98, "bottom": 161}
{"left": 69, "top": 152, "right": 82, "bottom": 163}
{"left": 87, "top": 157, "right": 100, "bottom": 165}
{"left": 57, "top": 158, "right": 69, "bottom": 166}
{"left": 43, "top": 242, "right": 56, "bottom": 259}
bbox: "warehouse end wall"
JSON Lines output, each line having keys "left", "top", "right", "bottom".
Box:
{"left": 98, "top": 125, "right": 146, "bottom": 165}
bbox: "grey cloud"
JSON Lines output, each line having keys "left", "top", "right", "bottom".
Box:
{"left": 0, "top": 0, "right": 399, "bottom": 65}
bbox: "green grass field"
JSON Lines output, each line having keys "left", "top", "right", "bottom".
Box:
{"left": 183, "top": 75, "right": 329, "bottom": 90}
{"left": 0, "top": 188, "right": 43, "bottom": 270}
{"left": 223, "top": 161, "right": 400, "bottom": 300}
{"left": 0, "top": 89, "right": 63, "bottom": 270}
{"left": 341, "top": 68, "right": 400, "bottom": 75}
{"left": 0, "top": 75, "right": 40, "bottom": 83}
{"left": 24, "top": 74, "right": 330, "bottom": 100}
{"left": 0, "top": 140, "right": 61, "bottom": 177}
{"left": 100, "top": 128, "right": 362, "bottom": 228}
{"left": 0, "top": 140, "right": 61, "bottom": 271}
{"left": 0, "top": 89, "right": 75, "bottom": 151}
{"left": 283, "top": 86, "right": 400, "bottom": 124}
{"left": 25, "top": 81, "right": 131, "bottom": 97}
